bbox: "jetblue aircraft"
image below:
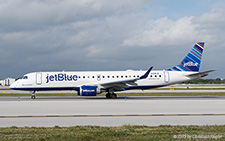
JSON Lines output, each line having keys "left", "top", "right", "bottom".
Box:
{"left": 10, "top": 42, "right": 214, "bottom": 99}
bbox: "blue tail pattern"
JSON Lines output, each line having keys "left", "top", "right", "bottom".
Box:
{"left": 167, "top": 42, "right": 204, "bottom": 72}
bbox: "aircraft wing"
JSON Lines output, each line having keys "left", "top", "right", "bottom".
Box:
{"left": 186, "top": 70, "right": 216, "bottom": 78}
{"left": 100, "top": 67, "right": 153, "bottom": 91}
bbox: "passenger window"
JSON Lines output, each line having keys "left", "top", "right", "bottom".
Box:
{"left": 92, "top": 76, "right": 95, "bottom": 78}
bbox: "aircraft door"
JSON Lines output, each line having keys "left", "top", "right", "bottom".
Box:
{"left": 97, "top": 74, "right": 101, "bottom": 81}
{"left": 36, "top": 73, "right": 42, "bottom": 85}
{"left": 163, "top": 70, "right": 170, "bottom": 83}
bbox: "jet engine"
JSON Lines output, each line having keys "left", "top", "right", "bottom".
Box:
{"left": 79, "top": 85, "right": 101, "bottom": 96}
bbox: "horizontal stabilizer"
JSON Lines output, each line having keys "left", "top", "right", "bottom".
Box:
{"left": 186, "top": 70, "right": 216, "bottom": 78}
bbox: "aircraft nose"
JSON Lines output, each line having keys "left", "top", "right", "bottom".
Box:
{"left": 9, "top": 82, "right": 17, "bottom": 89}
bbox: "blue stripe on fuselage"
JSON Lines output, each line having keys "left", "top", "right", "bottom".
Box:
{"left": 10, "top": 85, "right": 166, "bottom": 92}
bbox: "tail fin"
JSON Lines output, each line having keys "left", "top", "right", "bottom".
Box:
{"left": 167, "top": 42, "right": 205, "bottom": 72}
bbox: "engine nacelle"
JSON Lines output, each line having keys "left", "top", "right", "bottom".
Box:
{"left": 79, "top": 85, "right": 101, "bottom": 96}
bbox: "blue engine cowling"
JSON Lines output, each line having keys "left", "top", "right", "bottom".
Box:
{"left": 79, "top": 85, "right": 101, "bottom": 96}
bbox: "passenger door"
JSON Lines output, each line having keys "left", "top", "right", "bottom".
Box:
{"left": 36, "top": 73, "right": 42, "bottom": 85}
{"left": 163, "top": 70, "right": 170, "bottom": 83}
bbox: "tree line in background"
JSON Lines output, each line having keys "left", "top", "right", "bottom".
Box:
{"left": 183, "top": 78, "right": 225, "bottom": 84}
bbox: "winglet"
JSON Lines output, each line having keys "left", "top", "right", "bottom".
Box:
{"left": 140, "top": 66, "right": 153, "bottom": 79}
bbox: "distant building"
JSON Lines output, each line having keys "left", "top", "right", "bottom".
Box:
{"left": 0, "top": 78, "right": 15, "bottom": 86}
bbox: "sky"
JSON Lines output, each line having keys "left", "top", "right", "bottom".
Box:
{"left": 0, "top": 0, "right": 225, "bottom": 79}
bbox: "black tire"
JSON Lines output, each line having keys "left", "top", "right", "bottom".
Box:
{"left": 106, "top": 93, "right": 110, "bottom": 98}
{"left": 106, "top": 93, "right": 117, "bottom": 99}
{"left": 31, "top": 95, "right": 36, "bottom": 99}
{"left": 110, "top": 94, "right": 117, "bottom": 99}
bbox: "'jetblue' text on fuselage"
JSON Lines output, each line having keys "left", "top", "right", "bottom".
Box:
{"left": 46, "top": 73, "right": 78, "bottom": 83}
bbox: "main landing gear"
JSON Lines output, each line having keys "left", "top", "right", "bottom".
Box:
{"left": 105, "top": 92, "right": 117, "bottom": 99}
{"left": 31, "top": 91, "right": 36, "bottom": 99}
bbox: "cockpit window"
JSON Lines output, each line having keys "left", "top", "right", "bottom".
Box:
{"left": 23, "top": 76, "right": 28, "bottom": 79}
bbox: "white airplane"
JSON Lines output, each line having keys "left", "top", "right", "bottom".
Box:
{"left": 10, "top": 42, "right": 214, "bottom": 99}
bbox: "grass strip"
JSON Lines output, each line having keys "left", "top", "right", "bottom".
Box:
{"left": 115, "top": 92, "right": 225, "bottom": 97}
{"left": 1, "top": 92, "right": 225, "bottom": 97}
{"left": 2, "top": 87, "right": 225, "bottom": 91}
{"left": 0, "top": 125, "right": 224, "bottom": 140}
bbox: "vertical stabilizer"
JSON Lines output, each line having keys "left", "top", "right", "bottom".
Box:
{"left": 167, "top": 42, "right": 205, "bottom": 72}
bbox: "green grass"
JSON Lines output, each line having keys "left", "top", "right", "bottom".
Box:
{"left": 2, "top": 87, "right": 225, "bottom": 91}
{"left": 0, "top": 93, "right": 76, "bottom": 97}
{"left": 155, "top": 88, "right": 225, "bottom": 90}
{"left": 1, "top": 92, "right": 225, "bottom": 97}
{"left": 0, "top": 88, "right": 10, "bottom": 90}
{"left": 115, "top": 92, "right": 225, "bottom": 96}
{"left": 0, "top": 125, "right": 224, "bottom": 140}
{"left": 0, "top": 92, "right": 225, "bottom": 97}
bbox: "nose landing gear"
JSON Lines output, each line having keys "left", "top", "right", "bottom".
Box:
{"left": 31, "top": 95, "right": 36, "bottom": 99}
{"left": 30, "top": 91, "right": 36, "bottom": 99}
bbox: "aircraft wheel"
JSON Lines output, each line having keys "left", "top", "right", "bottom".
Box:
{"left": 106, "top": 93, "right": 117, "bottom": 99}
{"left": 111, "top": 94, "right": 117, "bottom": 99}
{"left": 31, "top": 95, "right": 36, "bottom": 99}
{"left": 106, "top": 93, "right": 110, "bottom": 98}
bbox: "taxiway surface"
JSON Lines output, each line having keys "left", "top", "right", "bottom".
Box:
{"left": 0, "top": 96, "right": 225, "bottom": 127}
